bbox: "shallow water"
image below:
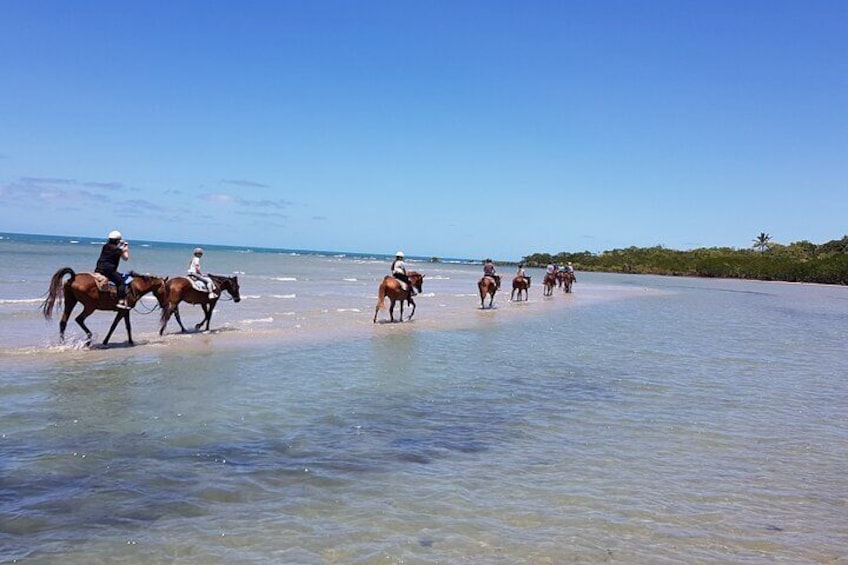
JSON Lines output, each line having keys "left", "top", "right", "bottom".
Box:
{"left": 1, "top": 235, "right": 847, "bottom": 563}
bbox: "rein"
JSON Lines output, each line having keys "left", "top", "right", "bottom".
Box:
{"left": 131, "top": 298, "right": 161, "bottom": 315}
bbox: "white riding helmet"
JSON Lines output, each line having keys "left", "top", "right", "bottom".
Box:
{"left": 108, "top": 230, "right": 122, "bottom": 240}
{"left": 395, "top": 251, "right": 404, "bottom": 258}
{"left": 194, "top": 247, "right": 204, "bottom": 255}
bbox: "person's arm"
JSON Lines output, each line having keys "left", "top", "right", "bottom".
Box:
{"left": 120, "top": 241, "right": 130, "bottom": 261}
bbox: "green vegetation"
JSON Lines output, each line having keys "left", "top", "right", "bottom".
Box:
{"left": 522, "top": 235, "right": 848, "bottom": 285}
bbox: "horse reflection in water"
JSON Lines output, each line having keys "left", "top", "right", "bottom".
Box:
{"left": 41, "top": 268, "right": 168, "bottom": 346}
{"left": 160, "top": 274, "right": 241, "bottom": 334}
{"left": 373, "top": 271, "right": 425, "bottom": 323}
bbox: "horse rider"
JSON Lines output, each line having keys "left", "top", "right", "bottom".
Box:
{"left": 516, "top": 263, "right": 528, "bottom": 282}
{"left": 187, "top": 247, "right": 218, "bottom": 299}
{"left": 565, "top": 261, "right": 577, "bottom": 281}
{"left": 95, "top": 230, "right": 130, "bottom": 309}
{"left": 391, "top": 251, "right": 415, "bottom": 299}
{"left": 483, "top": 258, "right": 501, "bottom": 287}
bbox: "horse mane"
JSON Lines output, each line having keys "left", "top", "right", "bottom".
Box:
{"left": 127, "top": 270, "right": 161, "bottom": 281}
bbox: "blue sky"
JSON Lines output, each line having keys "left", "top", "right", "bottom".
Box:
{"left": 1, "top": 1, "right": 846, "bottom": 260}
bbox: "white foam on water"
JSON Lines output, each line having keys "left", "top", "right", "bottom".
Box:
{"left": 342, "top": 278, "right": 358, "bottom": 282}
{"left": 273, "top": 277, "right": 297, "bottom": 281}
{"left": 271, "top": 294, "right": 296, "bottom": 299}
{"left": 242, "top": 317, "right": 274, "bottom": 325}
{"left": 0, "top": 298, "right": 43, "bottom": 305}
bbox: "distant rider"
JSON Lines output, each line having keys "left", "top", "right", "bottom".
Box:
{"left": 391, "top": 251, "right": 415, "bottom": 299}
{"left": 566, "top": 261, "right": 577, "bottom": 282}
{"left": 516, "top": 263, "right": 528, "bottom": 282}
{"left": 95, "top": 229, "right": 130, "bottom": 309}
{"left": 187, "top": 247, "right": 218, "bottom": 299}
{"left": 483, "top": 258, "right": 500, "bottom": 287}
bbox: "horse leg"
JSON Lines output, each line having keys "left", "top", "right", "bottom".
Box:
{"left": 59, "top": 294, "right": 78, "bottom": 342}
{"left": 204, "top": 303, "right": 215, "bottom": 331}
{"left": 74, "top": 305, "right": 96, "bottom": 346}
{"left": 103, "top": 311, "right": 129, "bottom": 345}
{"left": 195, "top": 304, "right": 208, "bottom": 331}
{"left": 160, "top": 304, "right": 172, "bottom": 335}
{"left": 172, "top": 306, "right": 188, "bottom": 332}
{"left": 124, "top": 312, "right": 133, "bottom": 344}
{"left": 388, "top": 298, "right": 396, "bottom": 322}
{"left": 407, "top": 298, "right": 416, "bottom": 321}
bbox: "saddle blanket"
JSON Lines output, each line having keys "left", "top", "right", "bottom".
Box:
{"left": 91, "top": 272, "right": 133, "bottom": 293}
{"left": 183, "top": 275, "right": 213, "bottom": 293}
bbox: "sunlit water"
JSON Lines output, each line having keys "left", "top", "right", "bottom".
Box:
{"left": 1, "top": 234, "right": 847, "bottom": 563}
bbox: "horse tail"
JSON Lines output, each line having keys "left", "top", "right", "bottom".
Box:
{"left": 42, "top": 267, "right": 76, "bottom": 320}
{"left": 159, "top": 279, "right": 173, "bottom": 325}
{"left": 375, "top": 279, "right": 388, "bottom": 312}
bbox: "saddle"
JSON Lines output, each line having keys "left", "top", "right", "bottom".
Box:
{"left": 184, "top": 275, "right": 215, "bottom": 293}
{"left": 91, "top": 272, "right": 133, "bottom": 294}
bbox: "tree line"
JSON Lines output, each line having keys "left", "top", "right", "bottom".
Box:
{"left": 521, "top": 234, "right": 848, "bottom": 285}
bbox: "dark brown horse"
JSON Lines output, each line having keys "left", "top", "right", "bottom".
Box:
{"left": 160, "top": 274, "right": 241, "bottom": 334}
{"left": 557, "top": 271, "right": 575, "bottom": 293}
{"left": 511, "top": 275, "right": 531, "bottom": 301}
{"left": 373, "top": 271, "right": 424, "bottom": 323}
{"left": 543, "top": 272, "right": 557, "bottom": 296}
{"left": 478, "top": 275, "right": 500, "bottom": 309}
{"left": 41, "top": 268, "right": 168, "bottom": 346}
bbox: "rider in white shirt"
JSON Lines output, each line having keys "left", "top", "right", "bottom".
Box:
{"left": 188, "top": 248, "right": 218, "bottom": 299}
{"left": 391, "top": 251, "right": 415, "bottom": 298}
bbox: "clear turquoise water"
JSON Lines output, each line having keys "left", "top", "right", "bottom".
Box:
{"left": 1, "top": 233, "right": 847, "bottom": 563}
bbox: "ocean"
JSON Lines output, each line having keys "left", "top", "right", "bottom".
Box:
{"left": 1, "top": 232, "right": 846, "bottom": 563}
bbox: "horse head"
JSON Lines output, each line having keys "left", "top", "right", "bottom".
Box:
{"left": 212, "top": 274, "right": 241, "bottom": 302}
{"left": 408, "top": 271, "right": 425, "bottom": 294}
{"left": 129, "top": 271, "right": 169, "bottom": 308}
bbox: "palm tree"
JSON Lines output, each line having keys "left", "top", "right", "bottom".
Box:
{"left": 753, "top": 232, "right": 772, "bottom": 254}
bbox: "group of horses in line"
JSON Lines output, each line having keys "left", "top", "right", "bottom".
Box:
{"left": 372, "top": 268, "right": 575, "bottom": 324}
{"left": 477, "top": 269, "right": 575, "bottom": 308}
{"left": 42, "top": 264, "right": 573, "bottom": 344}
{"left": 41, "top": 267, "right": 241, "bottom": 347}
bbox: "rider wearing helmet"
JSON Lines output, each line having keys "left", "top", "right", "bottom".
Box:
{"left": 95, "top": 230, "right": 130, "bottom": 309}
{"left": 187, "top": 247, "right": 217, "bottom": 299}
{"left": 391, "top": 251, "right": 415, "bottom": 298}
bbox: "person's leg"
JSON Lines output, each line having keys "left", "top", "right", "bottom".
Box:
{"left": 104, "top": 271, "right": 129, "bottom": 307}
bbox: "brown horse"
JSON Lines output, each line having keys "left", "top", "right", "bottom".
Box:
{"left": 558, "top": 271, "right": 575, "bottom": 293}
{"left": 373, "top": 271, "right": 424, "bottom": 323}
{"left": 41, "top": 268, "right": 168, "bottom": 346}
{"left": 543, "top": 272, "right": 557, "bottom": 296}
{"left": 478, "top": 275, "right": 500, "bottom": 309}
{"left": 160, "top": 274, "right": 241, "bottom": 334}
{"left": 511, "top": 275, "right": 531, "bottom": 301}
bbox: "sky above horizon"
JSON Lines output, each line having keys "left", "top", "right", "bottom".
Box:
{"left": 1, "top": 1, "right": 846, "bottom": 261}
